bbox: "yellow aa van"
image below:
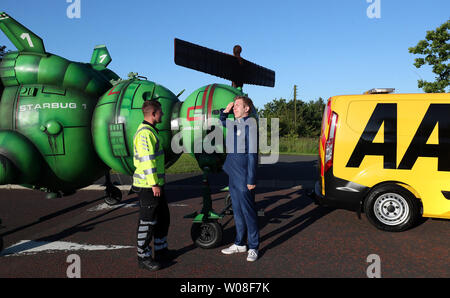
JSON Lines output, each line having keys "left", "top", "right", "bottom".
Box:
{"left": 316, "top": 88, "right": 450, "bottom": 231}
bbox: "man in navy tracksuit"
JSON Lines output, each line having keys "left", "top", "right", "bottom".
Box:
{"left": 219, "top": 95, "right": 260, "bottom": 262}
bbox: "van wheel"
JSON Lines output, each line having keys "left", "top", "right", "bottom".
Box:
{"left": 364, "top": 184, "right": 421, "bottom": 232}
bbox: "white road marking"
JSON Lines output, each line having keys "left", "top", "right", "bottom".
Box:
{"left": 169, "top": 203, "right": 188, "bottom": 207}
{"left": 87, "top": 202, "right": 188, "bottom": 211}
{"left": 1, "top": 240, "right": 134, "bottom": 257}
{"left": 87, "top": 202, "right": 138, "bottom": 211}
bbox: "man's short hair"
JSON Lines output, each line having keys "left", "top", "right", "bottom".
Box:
{"left": 142, "top": 100, "right": 162, "bottom": 115}
{"left": 234, "top": 95, "right": 254, "bottom": 111}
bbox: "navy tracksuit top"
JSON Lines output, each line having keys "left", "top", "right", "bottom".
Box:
{"left": 220, "top": 109, "right": 258, "bottom": 185}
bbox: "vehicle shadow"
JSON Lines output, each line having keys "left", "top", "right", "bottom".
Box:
{"left": 0, "top": 196, "right": 139, "bottom": 256}
{"left": 0, "top": 192, "right": 108, "bottom": 239}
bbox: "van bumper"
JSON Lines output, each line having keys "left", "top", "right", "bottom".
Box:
{"left": 315, "top": 168, "right": 369, "bottom": 212}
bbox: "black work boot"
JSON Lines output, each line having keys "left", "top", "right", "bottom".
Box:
{"left": 138, "top": 257, "right": 161, "bottom": 271}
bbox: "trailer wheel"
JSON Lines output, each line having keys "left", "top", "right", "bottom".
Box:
{"left": 191, "top": 221, "right": 222, "bottom": 249}
{"left": 364, "top": 184, "right": 421, "bottom": 232}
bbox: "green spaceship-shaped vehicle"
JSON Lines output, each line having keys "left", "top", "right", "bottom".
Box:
{"left": 0, "top": 12, "right": 275, "bottom": 249}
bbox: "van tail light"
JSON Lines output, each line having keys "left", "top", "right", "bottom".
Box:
{"left": 324, "top": 112, "right": 338, "bottom": 173}
{"left": 320, "top": 99, "right": 332, "bottom": 154}
{"left": 320, "top": 98, "right": 338, "bottom": 176}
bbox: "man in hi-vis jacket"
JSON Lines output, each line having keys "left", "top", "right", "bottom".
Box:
{"left": 219, "top": 95, "right": 260, "bottom": 262}
{"left": 133, "top": 100, "right": 171, "bottom": 271}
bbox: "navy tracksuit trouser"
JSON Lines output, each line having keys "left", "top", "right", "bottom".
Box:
{"left": 229, "top": 177, "right": 259, "bottom": 250}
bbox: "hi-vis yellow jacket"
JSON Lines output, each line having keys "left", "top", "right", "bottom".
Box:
{"left": 133, "top": 122, "right": 165, "bottom": 188}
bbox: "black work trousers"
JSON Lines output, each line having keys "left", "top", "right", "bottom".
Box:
{"left": 135, "top": 186, "right": 170, "bottom": 258}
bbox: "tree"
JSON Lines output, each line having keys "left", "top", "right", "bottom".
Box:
{"left": 260, "top": 98, "right": 291, "bottom": 136}
{"left": 259, "top": 96, "right": 325, "bottom": 138}
{"left": 408, "top": 20, "right": 449, "bottom": 93}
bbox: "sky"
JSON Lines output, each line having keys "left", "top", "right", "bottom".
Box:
{"left": 1, "top": 0, "right": 449, "bottom": 109}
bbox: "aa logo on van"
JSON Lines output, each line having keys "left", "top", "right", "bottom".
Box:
{"left": 347, "top": 103, "right": 450, "bottom": 171}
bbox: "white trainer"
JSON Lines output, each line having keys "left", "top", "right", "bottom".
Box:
{"left": 247, "top": 249, "right": 258, "bottom": 262}
{"left": 221, "top": 244, "right": 247, "bottom": 255}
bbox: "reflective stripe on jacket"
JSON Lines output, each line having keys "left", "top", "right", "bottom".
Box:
{"left": 133, "top": 123, "right": 165, "bottom": 187}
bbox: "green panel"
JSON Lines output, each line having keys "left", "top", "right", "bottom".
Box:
{"left": 0, "top": 63, "right": 17, "bottom": 82}
{"left": 63, "top": 63, "right": 90, "bottom": 92}
{"left": 131, "top": 82, "right": 147, "bottom": 109}
{"left": 15, "top": 54, "right": 40, "bottom": 83}
{"left": 92, "top": 102, "right": 125, "bottom": 173}
{"left": 47, "top": 127, "right": 105, "bottom": 185}
{"left": 85, "top": 77, "right": 106, "bottom": 97}
{"left": 115, "top": 81, "right": 142, "bottom": 174}
{"left": 96, "top": 81, "right": 128, "bottom": 105}
{"left": 109, "top": 123, "right": 129, "bottom": 157}
{"left": 42, "top": 85, "right": 66, "bottom": 95}
{"left": 0, "top": 130, "right": 43, "bottom": 183}
{"left": 95, "top": 67, "right": 120, "bottom": 82}
{"left": 43, "top": 132, "right": 65, "bottom": 156}
{"left": 37, "top": 54, "right": 69, "bottom": 87}
{"left": 0, "top": 86, "right": 19, "bottom": 129}
{"left": 0, "top": 52, "right": 19, "bottom": 67}
{"left": 0, "top": 53, "right": 19, "bottom": 86}
{"left": 20, "top": 86, "right": 38, "bottom": 97}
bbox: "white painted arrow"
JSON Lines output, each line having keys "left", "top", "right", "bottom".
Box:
{"left": 1, "top": 240, "right": 134, "bottom": 257}
{"left": 87, "top": 202, "right": 139, "bottom": 211}
{"left": 86, "top": 202, "right": 188, "bottom": 212}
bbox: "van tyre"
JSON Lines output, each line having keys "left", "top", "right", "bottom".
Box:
{"left": 364, "top": 184, "right": 421, "bottom": 232}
